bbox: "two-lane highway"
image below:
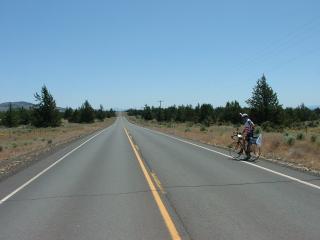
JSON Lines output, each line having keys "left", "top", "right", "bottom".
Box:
{"left": 0, "top": 116, "right": 319, "bottom": 240}
{"left": 0, "top": 118, "right": 174, "bottom": 240}
{"left": 125, "top": 118, "right": 320, "bottom": 240}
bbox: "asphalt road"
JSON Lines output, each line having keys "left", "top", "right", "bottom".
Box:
{"left": 0, "top": 117, "right": 319, "bottom": 240}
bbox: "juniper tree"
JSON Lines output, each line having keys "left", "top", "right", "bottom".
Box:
{"left": 32, "top": 86, "right": 61, "bottom": 127}
{"left": 246, "top": 75, "right": 282, "bottom": 124}
{"left": 3, "top": 103, "right": 18, "bottom": 127}
{"left": 79, "top": 100, "right": 95, "bottom": 123}
{"left": 96, "top": 104, "right": 105, "bottom": 121}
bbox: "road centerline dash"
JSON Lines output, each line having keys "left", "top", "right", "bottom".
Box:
{"left": 123, "top": 127, "right": 181, "bottom": 240}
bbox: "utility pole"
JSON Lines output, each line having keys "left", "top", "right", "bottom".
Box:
{"left": 158, "top": 100, "right": 163, "bottom": 109}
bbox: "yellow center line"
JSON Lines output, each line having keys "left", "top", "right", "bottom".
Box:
{"left": 124, "top": 127, "right": 181, "bottom": 240}
{"left": 151, "top": 172, "right": 166, "bottom": 194}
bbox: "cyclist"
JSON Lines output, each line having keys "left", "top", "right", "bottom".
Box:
{"left": 239, "top": 113, "right": 255, "bottom": 158}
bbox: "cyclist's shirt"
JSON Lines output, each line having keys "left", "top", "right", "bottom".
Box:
{"left": 244, "top": 118, "right": 254, "bottom": 135}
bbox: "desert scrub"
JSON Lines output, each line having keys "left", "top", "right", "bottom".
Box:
{"left": 185, "top": 127, "right": 191, "bottom": 132}
{"left": 261, "top": 121, "right": 274, "bottom": 132}
{"left": 166, "top": 122, "right": 175, "bottom": 128}
{"left": 286, "top": 136, "right": 295, "bottom": 146}
{"left": 200, "top": 126, "right": 207, "bottom": 132}
{"left": 186, "top": 122, "right": 193, "bottom": 127}
{"left": 254, "top": 127, "right": 262, "bottom": 134}
{"left": 310, "top": 135, "right": 317, "bottom": 143}
{"left": 296, "top": 133, "right": 305, "bottom": 140}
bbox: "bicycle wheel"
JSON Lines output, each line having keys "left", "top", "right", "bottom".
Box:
{"left": 249, "top": 144, "right": 261, "bottom": 161}
{"left": 229, "top": 141, "right": 242, "bottom": 159}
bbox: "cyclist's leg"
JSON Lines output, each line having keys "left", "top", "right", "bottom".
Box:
{"left": 245, "top": 134, "right": 251, "bottom": 156}
{"left": 239, "top": 136, "right": 246, "bottom": 154}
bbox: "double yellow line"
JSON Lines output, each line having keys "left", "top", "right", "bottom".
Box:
{"left": 124, "top": 128, "right": 181, "bottom": 240}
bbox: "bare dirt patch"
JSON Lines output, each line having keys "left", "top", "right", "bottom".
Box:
{"left": 0, "top": 118, "right": 115, "bottom": 179}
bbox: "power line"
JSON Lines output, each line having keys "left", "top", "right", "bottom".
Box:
{"left": 228, "top": 15, "right": 320, "bottom": 75}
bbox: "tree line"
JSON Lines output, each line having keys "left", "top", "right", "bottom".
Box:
{"left": 0, "top": 86, "right": 116, "bottom": 128}
{"left": 127, "top": 75, "right": 320, "bottom": 131}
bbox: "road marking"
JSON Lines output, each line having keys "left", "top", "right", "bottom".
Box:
{"left": 241, "top": 161, "right": 320, "bottom": 190}
{"left": 124, "top": 128, "right": 181, "bottom": 240}
{"left": 131, "top": 123, "right": 320, "bottom": 191}
{"left": 151, "top": 172, "right": 166, "bottom": 194}
{"left": 0, "top": 126, "right": 112, "bottom": 205}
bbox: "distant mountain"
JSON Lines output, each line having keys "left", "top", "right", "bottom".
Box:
{"left": 0, "top": 101, "right": 34, "bottom": 111}
{"left": 0, "top": 101, "right": 65, "bottom": 112}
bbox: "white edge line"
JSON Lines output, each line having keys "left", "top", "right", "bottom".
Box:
{"left": 0, "top": 125, "right": 112, "bottom": 205}
{"left": 128, "top": 121, "right": 320, "bottom": 191}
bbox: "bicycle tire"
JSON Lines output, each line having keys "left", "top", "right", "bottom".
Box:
{"left": 229, "top": 141, "right": 242, "bottom": 159}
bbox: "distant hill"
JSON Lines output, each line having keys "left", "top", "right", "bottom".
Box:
{"left": 0, "top": 101, "right": 65, "bottom": 112}
{"left": 0, "top": 101, "right": 34, "bottom": 111}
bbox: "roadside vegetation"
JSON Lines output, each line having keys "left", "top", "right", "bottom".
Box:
{"left": 0, "top": 86, "right": 116, "bottom": 128}
{"left": 0, "top": 85, "right": 116, "bottom": 179}
{"left": 127, "top": 75, "right": 320, "bottom": 172}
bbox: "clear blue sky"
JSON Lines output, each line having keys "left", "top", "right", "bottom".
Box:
{"left": 1, "top": 0, "right": 319, "bottom": 109}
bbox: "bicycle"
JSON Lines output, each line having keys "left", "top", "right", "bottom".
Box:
{"left": 229, "top": 130, "right": 262, "bottom": 161}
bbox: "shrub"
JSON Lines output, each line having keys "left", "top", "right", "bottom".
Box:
{"left": 307, "top": 121, "right": 317, "bottom": 128}
{"left": 166, "top": 123, "right": 173, "bottom": 128}
{"left": 286, "top": 136, "right": 295, "bottom": 146}
{"left": 185, "top": 128, "right": 191, "bottom": 132}
{"left": 186, "top": 122, "right": 193, "bottom": 127}
{"left": 200, "top": 126, "right": 207, "bottom": 132}
{"left": 254, "top": 126, "right": 262, "bottom": 134}
{"left": 261, "top": 121, "right": 274, "bottom": 132}
{"left": 310, "top": 135, "right": 317, "bottom": 143}
{"left": 291, "top": 122, "right": 303, "bottom": 130}
{"left": 0, "top": 146, "right": 3, "bottom": 152}
{"left": 47, "top": 139, "right": 52, "bottom": 144}
{"left": 12, "top": 143, "right": 17, "bottom": 148}
{"left": 296, "top": 133, "right": 304, "bottom": 140}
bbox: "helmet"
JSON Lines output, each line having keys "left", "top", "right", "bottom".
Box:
{"left": 240, "top": 113, "right": 248, "bottom": 118}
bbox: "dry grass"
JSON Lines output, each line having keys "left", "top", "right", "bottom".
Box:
{"left": 129, "top": 116, "right": 320, "bottom": 172}
{"left": 0, "top": 118, "right": 115, "bottom": 177}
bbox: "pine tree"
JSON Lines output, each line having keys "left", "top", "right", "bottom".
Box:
{"left": 199, "top": 104, "right": 214, "bottom": 126}
{"left": 32, "top": 86, "right": 61, "bottom": 127}
{"left": 18, "top": 107, "right": 31, "bottom": 125}
{"left": 223, "top": 101, "right": 242, "bottom": 124}
{"left": 96, "top": 104, "right": 105, "bottom": 121}
{"left": 79, "top": 100, "right": 95, "bottom": 123}
{"left": 3, "top": 103, "right": 18, "bottom": 127}
{"left": 70, "top": 109, "right": 80, "bottom": 123}
{"left": 246, "top": 75, "right": 282, "bottom": 124}
{"left": 63, "top": 107, "right": 74, "bottom": 121}
{"left": 143, "top": 105, "right": 152, "bottom": 120}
